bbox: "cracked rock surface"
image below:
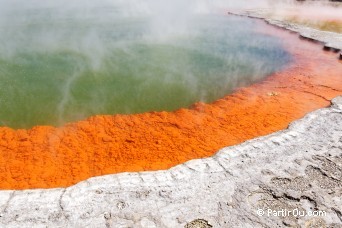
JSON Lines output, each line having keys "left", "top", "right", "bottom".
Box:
{"left": 0, "top": 97, "right": 341, "bottom": 227}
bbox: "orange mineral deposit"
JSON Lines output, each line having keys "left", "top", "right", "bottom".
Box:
{"left": 0, "top": 21, "right": 341, "bottom": 190}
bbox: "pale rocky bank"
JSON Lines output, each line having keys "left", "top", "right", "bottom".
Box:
{"left": 233, "top": 8, "right": 342, "bottom": 56}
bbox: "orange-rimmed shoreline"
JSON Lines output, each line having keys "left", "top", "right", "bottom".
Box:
{"left": 0, "top": 18, "right": 341, "bottom": 190}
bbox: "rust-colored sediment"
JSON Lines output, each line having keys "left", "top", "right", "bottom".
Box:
{"left": 0, "top": 21, "right": 341, "bottom": 190}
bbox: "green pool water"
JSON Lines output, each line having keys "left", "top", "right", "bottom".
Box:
{"left": 0, "top": 4, "right": 291, "bottom": 128}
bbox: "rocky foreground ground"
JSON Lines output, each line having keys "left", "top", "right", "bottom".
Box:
{"left": 0, "top": 98, "right": 341, "bottom": 227}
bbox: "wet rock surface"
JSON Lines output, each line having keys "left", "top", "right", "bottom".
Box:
{"left": 0, "top": 97, "right": 341, "bottom": 227}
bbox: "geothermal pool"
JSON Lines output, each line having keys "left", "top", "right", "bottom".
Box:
{"left": 0, "top": 3, "right": 290, "bottom": 128}
{"left": 1, "top": 1, "right": 342, "bottom": 190}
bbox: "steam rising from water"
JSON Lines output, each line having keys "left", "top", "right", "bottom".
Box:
{"left": 0, "top": 0, "right": 292, "bottom": 128}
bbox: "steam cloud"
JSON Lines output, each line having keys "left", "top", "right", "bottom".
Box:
{"left": 0, "top": 0, "right": 339, "bottom": 128}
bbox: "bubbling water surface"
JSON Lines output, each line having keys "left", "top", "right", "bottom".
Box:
{"left": 0, "top": 2, "right": 291, "bottom": 128}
